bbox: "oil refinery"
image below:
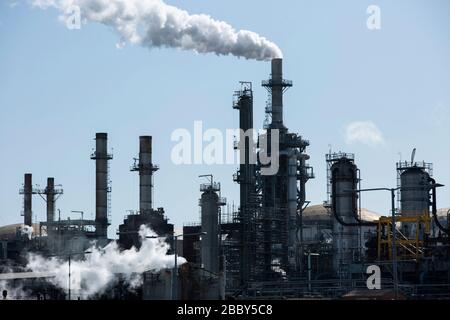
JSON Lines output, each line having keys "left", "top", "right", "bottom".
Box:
{"left": 0, "top": 58, "right": 449, "bottom": 300}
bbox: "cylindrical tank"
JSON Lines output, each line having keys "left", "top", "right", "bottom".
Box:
{"left": 331, "top": 158, "right": 359, "bottom": 273}
{"left": 200, "top": 187, "right": 219, "bottom": 274}
{"left": 400, "top": 167, "right": 430, "bottom": 217}
{"left": 234, "top": 84, "right": 255, "bottom": 285}
{"left": 399, "top": 167, "right": 431, "bottom": 238}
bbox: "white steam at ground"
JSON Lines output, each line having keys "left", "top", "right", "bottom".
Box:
{"left": 0, "top": 281, "right": 31, "bottom": 300}
{"left": 20, "top": 225, "right": 33, "bottom": 240}
{"left": 31, "top": 0, "right": 282, "bottom": 61}
{"left": 26, "top": 225, "right": 184, "bottom": 299}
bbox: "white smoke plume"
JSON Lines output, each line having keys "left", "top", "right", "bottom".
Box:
{"left": 30, "top": 0, "right": 283, "bottom": 61}
{"left": 26, "top": 225, "right": 185, "bottom": 299}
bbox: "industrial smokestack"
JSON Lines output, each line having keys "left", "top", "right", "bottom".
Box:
{"left": 263, "top": 58, "right": 292, "bottom": 129}
{"left": 132, "top": 136, "right": 159, "bottom": 215}
{"left": 46, "top": 178, "right": 55, "bottom": 223}
{"left": 140, "top": 136, "right": 153, "bottom": 214}
{"left": 23, "top": 173, "right": 33, "bottom": 227}
{"left": 271, "top": 59, "right": 283, "bottom": 127}
{"left": 91, "top": 133, "right": 112, "bottom": 238}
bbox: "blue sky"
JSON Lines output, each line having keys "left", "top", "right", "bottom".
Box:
{"left": 1, "top": 0, "right": 449, "bottom": 238}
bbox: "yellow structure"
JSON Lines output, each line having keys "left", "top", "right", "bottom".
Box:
{"left": 377, "top": 215, "right": 431, "bottom": 261}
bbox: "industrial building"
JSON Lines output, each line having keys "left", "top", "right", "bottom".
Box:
{"left": 0, "top": 59, "right": 449, "bottom": 300}
{"left": 118, "top": 136, "right": 174, "bottom": 250}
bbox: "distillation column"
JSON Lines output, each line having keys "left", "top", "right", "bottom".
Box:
{"left": 200, "top": 182, "right": 221, "bottom": 274}
{"left": 329, "top": 155, "right": 359, "bottom": 275}
{"left": 397, "top": 162, "right": 432, "bottom": 238}
{"left": 260, "top": 58, "right": 295, "bottom": 277}
{"left": 233, "top": 82, "right": 256, "bottom": 283}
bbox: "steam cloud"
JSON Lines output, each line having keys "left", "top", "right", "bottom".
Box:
{"left": 0, "top": 280, "right": 31, "bottom": 300}
{"left": 31, "top": 0, "right": 283, "bottom": 61}
{"left": 26, "top": 225, "right": 185, "bottom": 299}
{"left": 20, "top": 225, "right": 33, "bottom": 240}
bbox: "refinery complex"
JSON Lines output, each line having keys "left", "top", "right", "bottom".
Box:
{"left": 1, "top": 59, "right": 449, "bottom": 300}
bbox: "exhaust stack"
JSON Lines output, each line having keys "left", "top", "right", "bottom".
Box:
{"left": 262, "top": 58, "right": 292, "bottom": 129}
{"left": 91, "top": 133, "right": 112, "bottom": 238}
{"left": 131, "top": 136, "right": 159, "bottom": 215}
{"left": 271, "top": 59, "right": 283, "bottom": 126}
{"left": 23, "top": 173, "right": 33, "bottom": 227}
{"left": 46, "top": 178, "right": 55, "bottom": 223}
{"left": 43, "top": 177, "right": 63, "bottom": 224}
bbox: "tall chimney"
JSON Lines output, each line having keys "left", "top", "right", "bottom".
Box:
{"left": 262, "top": 58, "right": 292, "bottom": 130}
{"left": 271, "top": 58, "right": 283, "bottom": 126}
{"left": 23, "top": 173, "right": 33, "bottom": 227}
{"left": 91, "top": 133, "right": 112, "bottom": 238}
{"left": 132, "top": 136, "right": 158, "bottom": 215}
{"left": 46, "top": 178, "right": 55, "bottom": 223}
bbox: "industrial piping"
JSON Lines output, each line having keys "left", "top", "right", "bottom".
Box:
{"left": 330, "top": 161, "right": 377, "bottom": 228}
{"left": 430, "top": 178, "right": 450, "bottom": 235}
